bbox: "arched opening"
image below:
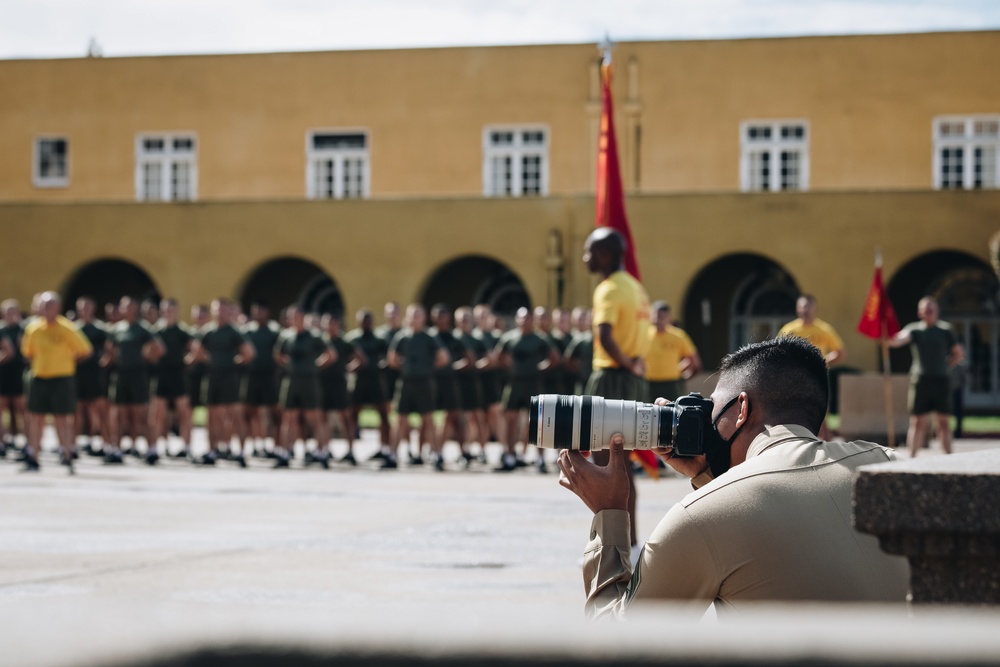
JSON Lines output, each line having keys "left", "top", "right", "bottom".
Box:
{"left": 888, "top": 250, "right": 1000, "bottom": 409}
{"left": 419, "top": 255, "right": 531, "bottom": 317}
{"left": 239, "top": 257, "right": 344, "bottom": 316}
{"left": 61, "top": 258, "right": 159, "bottom": 315}
{"left": 682, "top": 254, "right": 800, "bottom": 370}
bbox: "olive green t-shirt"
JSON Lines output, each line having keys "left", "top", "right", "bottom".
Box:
{"left": 389, "top": 329, "right": 442, "bottom": 379}
{"left": 277, "top": 329, "right": 328, "bottom": 376}
{"left": 199, "top": 323, "right": 250, "bottom": 372}
{"left": 497, "top": 330, "right": 553, "bottom": 379}
{"left": 153, "top": 323, "right": 193, "bottom": 368}
{"left": 903, "top": 321, "right": 957, "bottom": 379}
{"left": 110, "top": 321, "right": 156, "bottom": 371}
{"left": 345, "top": 328, "right": 387, "bottom": 378}
{"left": 244, "top": 321, "right": 281, "bottom": 373}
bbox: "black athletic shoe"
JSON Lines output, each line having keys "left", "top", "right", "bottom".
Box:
{"left": 103, "top": 451, "right": 124, "bottom": 465}
{"left": 314, "top": 451, "right": 331, "bottom": 470}
{"left": 124, "top": 448, "right": 141, "bottom": 459}
{"left": 168, "top": 448, "right": 188, "bottom": 459}
{"left": 380, "top": 454, "right": 398, "bottom": 470}
{"left": 200, "top": 451, "right": 218, "bottom": 466}
{"left": 514, "top": 457, "right": 528, "bottom": 468}
{"left": 433, "top": 455, "right": 445, "bottom": 472}
{"left": 273, "top": 455, "right": 290, "bottom": 469}
{"left": 233, "top": 454, "right": 247, "bottom": 469}
{"left": 408, "top": 454, "right": 424, "bottom": 466}
{"left": 494, "top": 454, "right": 518, "bottom": 473}
{"left": 145, "top": 451, "right": 160, "bottom": 466}
{"left": 21, "top": 456, "right": 40, "bottom": 472}
{"left": 60, "top": 452, "right": 75, "bottom": 475}
{"left": 537, "top": 459, "right": 549, "bottom": 475}
{"left": 339, "top": 452, "right": 357, "bottom": 466}
{"left": 86, "top": 443, "right": 104, "bottom": 457}
{"left": 303, "top": 451, "right": 316, "bottom": 465}
{"left": 368, "top": 450, "right": 387, "bottom": 461}
{"left": 0, "top": 442, "right": 6, "bottom": 459}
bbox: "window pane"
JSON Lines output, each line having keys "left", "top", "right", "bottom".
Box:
{"left": 747, "top": 126, "right": 772, "bottom": 141}
{"left": 780, "top": 125, "right": 805, "bottom": 140}
{"left": 941, "top": 147, "right": 964, "bottom": 189}
{"left": 312, "top": 133, "right": 366, "bottom": 150}
{"left": 171, "top": 161, "right": 192, "bottom": 200}
{"left": 142, "top": 162, "right": 162, "bottom": 200}
{"left": 521, "top": 155, "right": 541, "bottom": 195}
{"left": 938, "top": 121, "right": 966, "bottom": 138}
{"left": 38, "top": 139, "right": 67, "bottom": 178}
{"left": 490, "top": 131, "right": 514, "bottom": 146}
{"left": 974, "top": 120, "right": 999, "bottom": 138}
{"left": 748, "top": 151, "right": 770, "bottom": 191}
{"left": 490, "top": 155, "right": 512, "bottom": 195}
{"left": 343, "top": 158, "right": 365, "bottom": 198}
{"left": 173, "top": 137, "right": 195, "bottom": 152}
{"left": 522, "top": 131, "right": 545, "bottom": 146}
{"left": 974, "top": 146, "right": 997, "bottom": 189}
{"left": 142, "top": 138, "right": 165, "bottom": 153}
{"left": 780, "top": 150, "right": 800, "bottom": 190}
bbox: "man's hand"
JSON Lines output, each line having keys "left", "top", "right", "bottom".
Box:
{"left": 557, "top": 433, "right": 630, "bottom": 514}
{"left": 653, "top": 397, "right": 710, "bottom": 479}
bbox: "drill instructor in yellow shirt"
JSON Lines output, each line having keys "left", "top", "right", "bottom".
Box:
{"left": 583, "top": 227, "right": 651, "bottom": 546}
{"left": 20, "top": 291, "right": 93, "bottom": 472}
{"left": 646, "top": 301, "right": 702, "bottom": 402}
{"left": 778, "top": 294, "right": 845, "bottom": 439}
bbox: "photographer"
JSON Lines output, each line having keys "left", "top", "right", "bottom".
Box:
{"left": 557, "top": 336, "right": 909, "bottom": 618}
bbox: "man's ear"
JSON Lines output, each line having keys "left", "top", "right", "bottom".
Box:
{"left": 735, "top": 392, "right": 751, "bottom": 427}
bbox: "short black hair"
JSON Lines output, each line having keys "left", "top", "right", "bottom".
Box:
{"left": 718, "top": 336, "right": 829, "bottom": 434}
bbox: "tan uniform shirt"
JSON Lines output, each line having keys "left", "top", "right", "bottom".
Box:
{"left": 583, "top": 424, "right": 910, "bottom": 618}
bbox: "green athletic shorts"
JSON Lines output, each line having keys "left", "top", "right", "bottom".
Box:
{"left": 28, "top": 376, "right": 76, "bottom": 415}
{"left": 203, "top": 370, "right": 242, "bottom": 406}
{"left": 457, "top": 373, "right": 483, "bottom": 411}
{"left": 909, "top": 376, "right": 952, "bottom": 415}
{"left": 280, "top": 375, "right": 322, "bottom": 410}
{"left": 396, "top": 376, "right": 435, "bottom": 415}
{"left": 648, "top": 379, "right": 686, "bottom": 403}
{"left": 352, "top": 373, "right": 388, "bottom": 406}
{"left": 243, "top": 370, "right": 279, "bottom": 407}
{"left": 111, "top": 369, "right": 150, "bottom": 405}
{"left": 586, "top": 367, "right": 648, "bottom": 402}
{"left": 153, "top": 365, "right": 187, "bottom": 400}
{"left": 502, "top": 376, "right": 540, "bottom": 412}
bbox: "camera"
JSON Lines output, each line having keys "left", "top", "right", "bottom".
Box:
{"left": 527, "top": 393, "right": 719, "bottom": 458}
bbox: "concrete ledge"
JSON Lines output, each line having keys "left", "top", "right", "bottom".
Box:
{"left": 7, "top": 600, "right": 1000, "bottom": 667}
{"left": 854, "top": 449, "right": 1000, "bottom": 604}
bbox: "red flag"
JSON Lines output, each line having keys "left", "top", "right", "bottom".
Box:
{"left": 595, "top": 62, "right": 641, "bottom": 282}
{"left": 595, "top": 58, "right": 657, "bottom": 478}
{"left": 857, "top": 260, "right": 900, "bottom": 340}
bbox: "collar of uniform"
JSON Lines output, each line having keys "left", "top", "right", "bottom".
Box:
{"left": 746, "top": 424, "right": 821, "bottom": 460}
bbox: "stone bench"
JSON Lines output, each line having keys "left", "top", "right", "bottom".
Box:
{"left": 854, "top": 448, "right": 1000, "bottom": 605}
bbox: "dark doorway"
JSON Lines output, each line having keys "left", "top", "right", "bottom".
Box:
{"left": 62, "top": 258, "right": 159, "bottom": 315}
{"left": 240, "top": 257, "right": 344, "bottom": 316}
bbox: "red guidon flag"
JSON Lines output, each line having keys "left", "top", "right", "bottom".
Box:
{"left": 857, "top": 258, "right": 900, "bottom": 340}
{"left": 595, "top": 55, "right": 658, "bottom": 479}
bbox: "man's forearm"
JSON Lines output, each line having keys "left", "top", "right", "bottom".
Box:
{"left": 583, "top": 509, "right": 633, "bottom": 620}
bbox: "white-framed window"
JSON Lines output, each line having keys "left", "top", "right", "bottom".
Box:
{"left": 483, "top": 126, "right": 549, "bottom": 197}
{"left": 740, "top": 120, "right": 809, "bottom": 192}
{"left": 33, "top": 137, "right": 69, "bottom": 188}
{"left": 933, "top": 116, "right": 1000, "bottom": 190}
{"left": 135, "top": 133, "right": 197, "bottom": 201}
{"left": 306, "top": 130, "right": 369, "bottom": 200}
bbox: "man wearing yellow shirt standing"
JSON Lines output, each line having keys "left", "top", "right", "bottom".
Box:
{"left": 20, "top": 292, "right": 93, "bottom": 472}
{"left": 583, "top": 227, "right": 651, "bottom": 546}
{"left": 646, "top": 301, "right": 702, "bottom": 402}
{"left": 778, "top": 294, "right": 845, "bottom": 439}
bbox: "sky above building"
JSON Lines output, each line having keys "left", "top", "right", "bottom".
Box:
{"left": 3, "top": 0, "right": 999, "bottom": 59}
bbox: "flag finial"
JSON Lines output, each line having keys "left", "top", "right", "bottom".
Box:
{"left": 598, "top": 34, "right": 615, "bottom": 67}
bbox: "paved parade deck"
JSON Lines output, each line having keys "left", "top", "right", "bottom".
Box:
{"left": 2, "top": 430, "right": 997, "bottom": 666}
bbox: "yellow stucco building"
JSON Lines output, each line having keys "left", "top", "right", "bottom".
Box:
{"left": 1, "top": 30, "right": 998, "bottom": 406}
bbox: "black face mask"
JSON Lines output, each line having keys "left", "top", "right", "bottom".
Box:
{"left": 704, "top": 395, "right": 751, "bottom": 477}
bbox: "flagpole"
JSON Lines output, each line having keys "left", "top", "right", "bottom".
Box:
{"left": 876, "top": 248, "right": 896, "bottom": 447}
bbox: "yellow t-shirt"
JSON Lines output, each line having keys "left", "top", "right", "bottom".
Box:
{"left": 645, "top": 325, "right": 697, "bottom": 382}
{"left": 778, "top": 318, "right": 844, "bottom": 359}
{"left": 21, "top": 316, "right": 93, "bottom": 379}
{"left": 591, "top": 270, "right": 651, "bottom": 369}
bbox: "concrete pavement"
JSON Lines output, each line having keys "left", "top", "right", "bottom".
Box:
{"left": 1, "top": 429, "right": 997, "bottom": 666}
